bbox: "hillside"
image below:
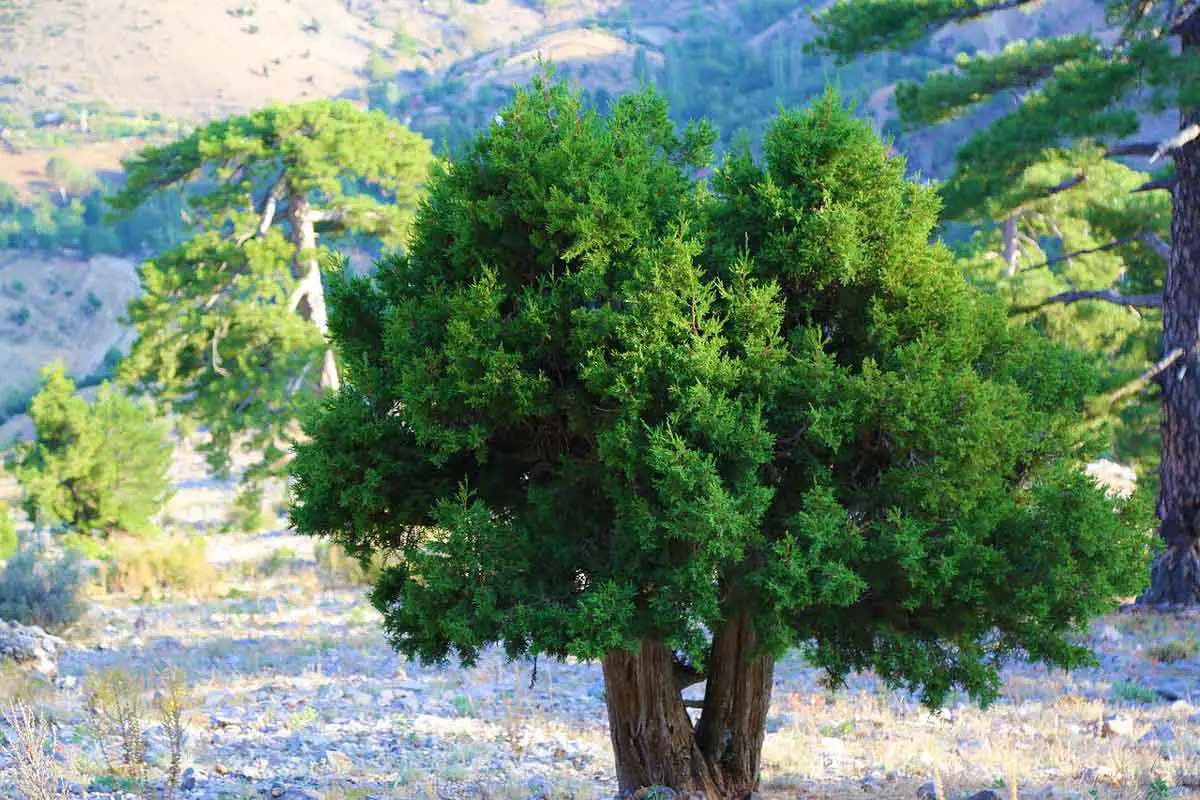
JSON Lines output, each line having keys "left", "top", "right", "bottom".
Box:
{"left": 0, "top": 0, "right": 1133, "bottom": 417}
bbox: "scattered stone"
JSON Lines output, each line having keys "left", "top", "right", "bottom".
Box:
{"left": 916, "top": 782, "right": 938, "bottom": 799}
{"left": 1097, "top": 624, "right": 1122, "bottom": 643}
{"left": 1100, "top": 714, "right": 1135, "bottom": 738}
{"left": 180, "top": 767, "right": 196, "bottom": 791}
{"left": 324, "top": 749, "right": 353, "bottom": 771}
{"left": 1080, "top": 765, "right": 1118, "bottom": 786}
{"left": 0, "top": 619, "right": 67, "bottom": 678}
{"left": 1140, "top": 722, "right": 1176, "bottom": 743}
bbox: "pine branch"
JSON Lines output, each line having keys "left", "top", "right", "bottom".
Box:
{"left": 1019, "top": 234, "right": 1146, "bottom": 272}
{"left": 1106, "top": 141, "right": 1161, "bottom": 157}
{"left": 1151, "top": 123, "right": 1200, "bottom": 164}
{"left": 1102, "top": 347, "right": 1185, "bottom": 406}
{"left": 1132, "top": 175, "right": 1174, "bottom": 193}
{"left": 1011, "top": 289, "right": 1162, "bottom": 313}
{"left": 947, "top": 0, "right": 1039, "bottom": 24}
{"left": 1143, "top": 231, "right": 1172, "bottom": 260}
{"left": 1033, "top": 172, "right": 1087, "bottom": 199}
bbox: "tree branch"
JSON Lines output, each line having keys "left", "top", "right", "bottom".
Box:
{"left": 948, "top": 0, "right": 1039, "bottom": 23}
{"left": 1033, "top": 172, "right": 1087, "bottom": 200}
{"left": 211, "top": 322, "right": 230, "bottom": 377}
{"left": 1019, "top": 234, "right": 1146, "bottom": 272}
{"left": 1143, "top": 231, "right": 1172, "bottom": 260}
{"left": 235, "top": 172, "right": 286, "bottom": 246}
{"left": 1152, "top": 123, "right": 1200, "bottom": 164}
{"left": 1011, "top": 289, "right": 1162, "bottom": 314}
{"left": 1104, "top": 347, "right": 1185, "bottom": 406}
{"left": 1107, "top": 141, "right": 1161, "bottom": 157}
{"left": 1133, "top": 176, "right": 1174, "bottom": 194}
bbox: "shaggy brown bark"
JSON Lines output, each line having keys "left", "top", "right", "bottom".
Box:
{"left": 1142, "top": 9, "right": 1200, "bottom": 606}
{"left": 601, "top": 610, "right": 774, "bottom": 799}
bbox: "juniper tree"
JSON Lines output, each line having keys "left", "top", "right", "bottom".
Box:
{"left": 815, "top": 0, "right": 1200, "bottom": 605}
{"left": 7, "top": 363, "right": 173, "bottom": 537}
{"left": 108, "top": 100, "right": 433, "bottom": 488}
{"left": 289, "top": 74, "right": 1148, "bottom": 797}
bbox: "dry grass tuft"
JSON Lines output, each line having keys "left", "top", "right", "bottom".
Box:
{"left": 0, "top": 699, "right": 70, "bottom": 800}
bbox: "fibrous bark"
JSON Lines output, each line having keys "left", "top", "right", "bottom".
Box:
{"left": 601, "top": 609, "right": 774, "bottom": 799}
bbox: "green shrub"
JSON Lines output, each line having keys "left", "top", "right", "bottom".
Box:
{"left": 0, "top": 544, "right": 86, "bottom": 632}
{"left": 7, "top": 363, "right": 174, "bottom": 537}
{"left": 0, "top": 501, "right": 16, "bottom": 560}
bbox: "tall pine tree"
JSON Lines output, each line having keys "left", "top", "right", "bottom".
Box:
{"left": 815, "top": 0, "right": 1200, "bottom": 605}
{"left": 108, "top": 100, "right": 433, "bottom": 492}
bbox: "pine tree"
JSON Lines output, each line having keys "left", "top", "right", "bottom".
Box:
{"left": 108, "top": 100, "right": 434, "bottom": 486}
{"left": 814, "top": 0, "right": 1200, "bottom": 605}
{"left": 7, "top": 363, "right": 173, "bottom": 537}
{"left": 289, "top": 73, "right": 1148, "bottom": 796}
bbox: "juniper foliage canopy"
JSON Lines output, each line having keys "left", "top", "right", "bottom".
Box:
{"left": 290, "top": 73, "right": 1148, "bottom": 708}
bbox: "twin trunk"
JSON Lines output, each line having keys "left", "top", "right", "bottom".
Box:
{"left": 601, "top": 608, "right": 774, "bottom": 799}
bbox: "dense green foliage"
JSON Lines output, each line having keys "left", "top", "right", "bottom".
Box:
{"left": 0, "top": 501, "right": 17, "bottom": 561}
{"left": 0, "top": 544, "right": 87, "bottom": 632}
{"left": 108, "top": 100, "right": 434, "bottom": 486}
{"left": 292, "top": 74, "right": 1148, "bottom": 708}
{"left": 814, "top": 0, "right": 1189, "bottom": 476}
{"left": 6, "top": 363, "right": 173, "bottom": 537}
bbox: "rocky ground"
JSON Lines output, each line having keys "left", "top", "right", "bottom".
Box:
{"left": 1, "top": 526, "right": 1199, "bottom": 800}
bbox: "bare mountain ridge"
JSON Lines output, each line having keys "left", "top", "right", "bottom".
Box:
{"left": 0, "top": 0, "right": 1134, "bottom": 424}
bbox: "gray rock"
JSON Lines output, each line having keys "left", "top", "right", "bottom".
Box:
{"left": 1140, "top": 722, "right": 1176, "bottom": 743}
{"left": 180, "top": 767, "right": 197, "bottom": 791}
{"left": 0, "top": 619, "right": 67, "bottom": 678}
{"left": 916, "top": 782, "right": 938, "bottom": 799}
{"left": 967, "top": 792, "right": 1000, "bottom": 800}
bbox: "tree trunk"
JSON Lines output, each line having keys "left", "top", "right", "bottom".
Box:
{"left": 601, "top": 610, "right": 774, "bottom": 799}
{"left": 1143, "top": 9, "right": 1200, "bottom": 607}
{"left": 287, "top": 193, "right": 340, "bottom": 393}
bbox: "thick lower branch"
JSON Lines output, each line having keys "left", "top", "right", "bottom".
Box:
{"left": 1011, "top": 289, "right": 1162, "bottom": 313}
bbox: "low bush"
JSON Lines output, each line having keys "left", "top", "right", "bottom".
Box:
{"left": 0, "top": 545, "right": 86, "bottom": 632}
{"left": 96, "top": 536, "right": 220, "bottom": 599}
{"left": 1148, "top": 637, "right": 1198, "bottom": 664}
